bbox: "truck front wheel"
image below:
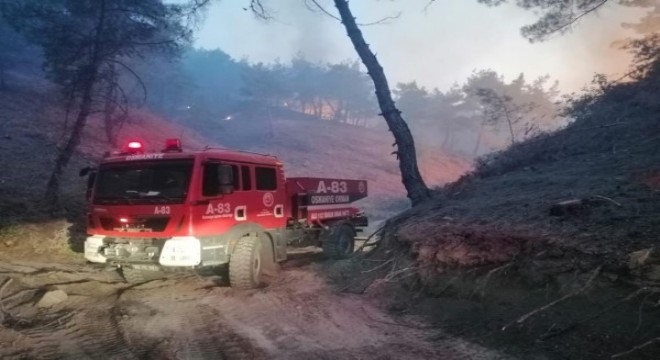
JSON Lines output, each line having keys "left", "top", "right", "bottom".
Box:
{"left": 322, "top": 224, "right": 355, "bottom": 260}
{"left": 229, "top": 235, "right": 263, "bottom": 289}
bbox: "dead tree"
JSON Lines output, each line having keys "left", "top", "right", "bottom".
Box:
{"left": 333, "top": 0, "right": 430, "bottom": 205}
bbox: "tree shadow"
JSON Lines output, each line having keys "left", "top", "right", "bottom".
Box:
{"left": 283, "top": 248, "right": 326, "bottom": 269}
{"left": 66, "top": 212, "right": 86, "bottom": 253}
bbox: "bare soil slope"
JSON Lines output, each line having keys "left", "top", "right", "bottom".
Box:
{"left": 342, "top": 81, "right": 660, "bottom": 359}
{"left": 0, "top": 85, "right": 470, "bottom": 226}
{"left": 183, "top": 106, "right": 470, "bottom": 221}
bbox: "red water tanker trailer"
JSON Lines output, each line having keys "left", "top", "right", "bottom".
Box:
{"left": 81, "top": 139, "right": 368, "bottom": 288}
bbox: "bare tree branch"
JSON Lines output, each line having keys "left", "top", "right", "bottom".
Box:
{"left": 111, "top": 81, "right": 131, "bottom": 113}
{"left": 105, "top": 59, "right": 148, "bottom": 104}
{"left": 424, "top": 0, "right": 437, "bottom": 12}
{"left": 306, "top": 0, "right": 401, "bottom": 26}
{"left": 248, "top": 0, "right": 270, "bottom": 20}
{"left": 186, "top": 0, "right": 213, "bottom": 15}
{"left": 545, "top": 0, "right": 610, "bottom": 38}
{"left": 472, "top": 0, "right": 615, "bottom": 41}
{"left": 307, "top": 0, "right": 341, "bottom": 21}
{"left": 360, "top": 12, "right": 402, "bottom": 26}
{"left": 91, "top": 86, "right": 129, "bottom": 116}
{"left": 612, "top": 337, "right": 660, "bottom": 359}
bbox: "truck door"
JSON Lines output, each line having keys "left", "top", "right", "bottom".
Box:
{"left": 251, "top": 164, "right": 287, "bottom": 261}
{"left": 253, "top": 165, "right": 287, "bottom": 229}
{"left": 191, "top": 161, "right": 242, "bottom": 236}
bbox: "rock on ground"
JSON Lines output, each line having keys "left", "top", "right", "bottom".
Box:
{"left": 37, "top": 289, "right": 68, "bottom": 308}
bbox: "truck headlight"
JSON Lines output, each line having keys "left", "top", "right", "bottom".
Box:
{"left": 84, "top": 235, "right": 107, "bottom": 263}
{"left": 159, "top": 237, "right": 201, "bottom": 267}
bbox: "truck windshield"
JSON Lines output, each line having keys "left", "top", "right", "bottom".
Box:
{"left": 94, "top": 160, "right": 193, "bottom": 205}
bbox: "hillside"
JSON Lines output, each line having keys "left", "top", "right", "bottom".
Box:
{"left": 0, "top": 83, "right": 470, "bottom": 226}
{"left": 183, "top": 106, "right": 468, "bottom": 221}
{"left": 0, "top": 85, "right": 208, "bottom": 218}
{"left": 333, "top": 72, "right": 660, "bottom": 359}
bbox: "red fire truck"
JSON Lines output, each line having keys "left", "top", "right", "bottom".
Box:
{"left": 81, "top": 139, "right": 368, "bottom": 288}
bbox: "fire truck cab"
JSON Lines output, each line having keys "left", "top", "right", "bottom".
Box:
{"left": 82, "top": 139, "right": 368, "bottom": 288}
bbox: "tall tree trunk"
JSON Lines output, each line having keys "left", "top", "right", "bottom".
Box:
{"left": 325, "top": 99, "right": 338, "bottom": 121}
{"left": 449, "top": 131, "right": 456, "bottom": 151}
{"left": 44, "top": 0, "right": 106, "bottom": 206}
{"left": 266, "top": 104, "right": 274, "bottom": 138}
{"left": 502, "top": 102, "right": 516, "bottom": 146}
{"left": 444, "top": 131, "right": 455, "bottom": 151}
{"left": 334, "top": 0, "right": 430, "bottom": 205}
{"left": 0, "top": 65, "right": 6, "bottom": 90}
{"left": 103, "top": 62, "right": 117, "bottom": 147}
{"left": 473, "top": 123, "right": 484, "bottom": 156}
{"left": 342, "top": 100, "right": 350, "bottom": 123}
{"left": 44, "top": 78, "right": 96, "bottom": 206}
{"left": 441, "top": 130, "right": 451, "bottom": 149}
{"left": 314, "top": 99, "right": 322, "bottom": 117}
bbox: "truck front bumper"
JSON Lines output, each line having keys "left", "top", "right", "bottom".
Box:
{"left": 84, "top": 235, "right": 203, "bottom": 267}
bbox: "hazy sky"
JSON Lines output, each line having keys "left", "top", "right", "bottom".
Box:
{"left": 193, "top": 0, "right": 646, "bottom": 94}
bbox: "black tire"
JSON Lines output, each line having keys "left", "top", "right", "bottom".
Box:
{"left": 322, "top": 224, "right": 355, "bottom": 260}
{"left": 121, "top": 267, "right": 164, "bottom": 284}
{"left": 229, "top": 235, "right": 263, "bottom": 289}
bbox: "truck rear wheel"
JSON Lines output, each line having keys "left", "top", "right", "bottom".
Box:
{"left": 229, "top": 235, "right": 263, "bottom": 289}
{"left": 322, "top": 224, "right": 355, "bottom": 260}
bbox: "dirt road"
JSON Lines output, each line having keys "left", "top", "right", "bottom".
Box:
{"left": 0, "top": 251, "right": 510, "bottom": 360}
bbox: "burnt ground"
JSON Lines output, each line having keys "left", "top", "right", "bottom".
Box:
{"left": 325, "top": 81, "right": 660, "bottom": 359}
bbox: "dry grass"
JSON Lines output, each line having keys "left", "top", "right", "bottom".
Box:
{"left": 0, "top": 219, "right": 80, "bottom": 262}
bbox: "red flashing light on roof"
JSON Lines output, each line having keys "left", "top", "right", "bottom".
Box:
{"left": 163, "top": 138, "right": 182, "bottom": 152}
{"left": 124, "top": 140, "right": 144, "bottom": 155}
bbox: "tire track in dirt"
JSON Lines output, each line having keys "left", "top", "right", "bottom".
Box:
{"left": 2, "top": 307, "right": 139, "bottom": 360}
{"left": 1, "top": 262, "right": 512, "bottom": 359}
{"left": 193, "top": 268, "right": 511, "bottom": 359}
{"left": 115, "top": 294, "right": 265, "bottom": 359}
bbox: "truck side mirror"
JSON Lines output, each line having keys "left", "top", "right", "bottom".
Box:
{"left": 86, "top": 171, "right": 97, "bottom": 200}
{"left": 217, "top": 164, "right": 235, "bottom": 194}
{"left": 79, "top": 166, "right": 94, "bottom": 177}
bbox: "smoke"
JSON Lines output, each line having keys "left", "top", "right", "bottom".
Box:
{"left": 289, "top": 0, "right": 342, "bottom": 63}
{"left": 194, "top": 0, "right": 652, "bottom": 94}
{"left": 550, "top": 2, "right": 648, "bottom": 90}
{"left": 194, "top": 0, "right": 352, "bottom": 64}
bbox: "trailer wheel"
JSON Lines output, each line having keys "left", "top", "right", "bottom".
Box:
{"left": 229, "top": 235, "right": 263, "bottom": 289}
{"left": 322, "top": 224, "right": 355, "bottom": 260}
{"left": 121, "top": 267, "right": 164, "bottom": 284}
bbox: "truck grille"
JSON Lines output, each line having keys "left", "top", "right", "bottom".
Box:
{"left": 99, "top": 216, "right": 170, "bottom": 232}
{"left": 103, "top": 242, "right": 161, "bottom": 261}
